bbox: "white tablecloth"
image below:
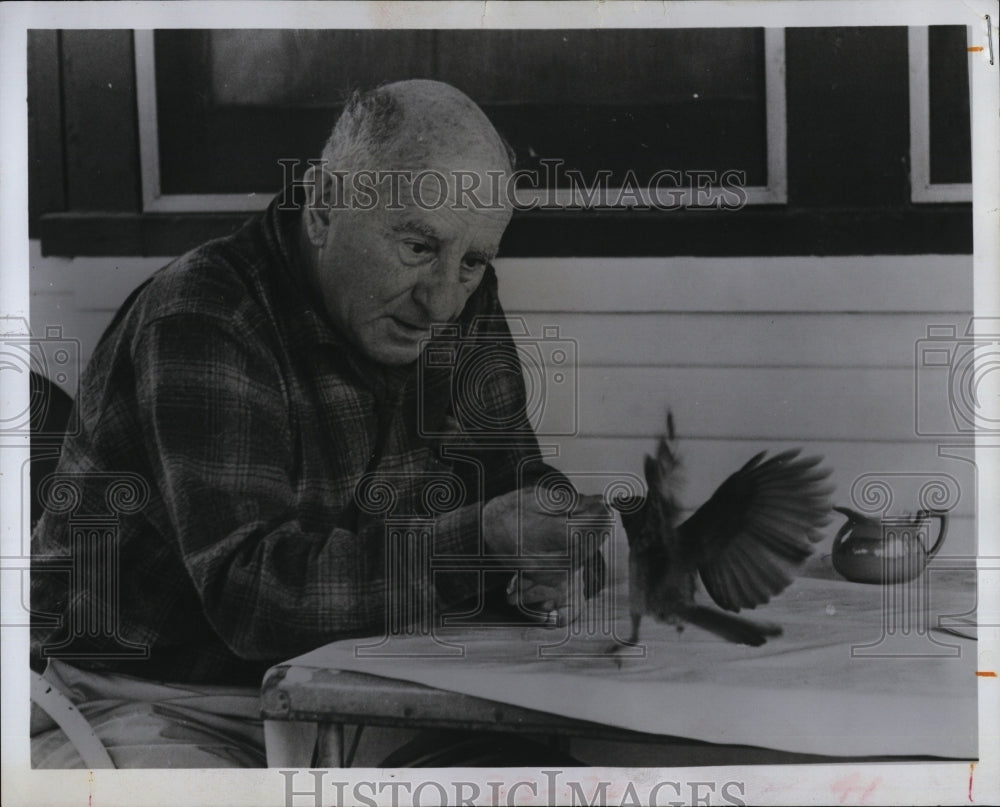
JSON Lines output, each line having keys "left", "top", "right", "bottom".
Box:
{"left": 278, "top": 561, "right": 977, "bottom": 758}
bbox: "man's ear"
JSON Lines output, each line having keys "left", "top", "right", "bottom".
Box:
{"left": 302, "top": 163, "right": 338, "bottom": 247}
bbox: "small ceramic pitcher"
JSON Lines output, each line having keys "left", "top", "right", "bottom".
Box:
{"left": 831, "top": 506, "right": 948, "bottom": 584}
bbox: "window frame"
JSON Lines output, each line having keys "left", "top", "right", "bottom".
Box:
{"left": 907, "top": 25, "right": 973, "bottom": 204}
{"left": 133, "top": 28, "right": 788, "bottom": 214}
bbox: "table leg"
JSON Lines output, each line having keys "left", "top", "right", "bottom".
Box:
{"left": 312, "top": 723, "right": 345, "bottom": 767}
{"left": 264, "top": 720, "right": 318, "bottom": 767}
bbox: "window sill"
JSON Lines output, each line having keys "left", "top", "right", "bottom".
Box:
{"left": 39, "top": 205, "right": 972, "bottom": 259}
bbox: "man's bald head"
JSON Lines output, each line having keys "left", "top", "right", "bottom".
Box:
{"left": 302, "top": 80, "right": 516, "bottom": 366}
{"left": 322, "top": 79, "right": 514, "bottom": 176}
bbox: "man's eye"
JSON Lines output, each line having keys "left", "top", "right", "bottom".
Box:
{"left": 400, "top": 241, "right": 434, "bottom": 264}
{"left": 461, "top": 256, "right": 487, "bottom": 275}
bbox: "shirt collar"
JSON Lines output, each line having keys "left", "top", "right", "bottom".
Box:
{"left": 258, "top": 187, "right": 417, "bottom": 396}
{"left": 263, "top": 186, "right": 342, "bottom": 347}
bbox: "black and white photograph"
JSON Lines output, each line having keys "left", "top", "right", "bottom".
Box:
{"left": 1, "top": 1, "right": 998, "bottom": 805}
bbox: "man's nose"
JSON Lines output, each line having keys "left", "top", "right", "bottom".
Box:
{"left": 411, "top": 255, "right": 463, "bottom": 321}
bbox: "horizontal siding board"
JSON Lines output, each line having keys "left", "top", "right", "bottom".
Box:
{"left": 512, "top": 312, "right": 968, "bottom": 369}
{"left": 27, "top": 246, "right": 981, "bottom": 558}
{"left": 28, "top": 295, "right": 104, "bottom": 398}
{"left": 556, "top": 367, "right": 952, "bottom": 442}
{"left": 494, "top": 255, "right": 972, "bottom": 313}
{"left": 65, "top": 259, "right": 168, "bottom": 311}
{"left": 64, "top": 255, "right": 973, "bottom": 316}
{"left": 543, "top": 437, "right": 976, "bottom": 531}
{"left": 29, "top": 292, "right": 74, "bottom": 332}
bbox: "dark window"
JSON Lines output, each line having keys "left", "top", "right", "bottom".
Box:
{"left": 927, "top": 25, "right": 972, "bottom": 186}
{"left": 152, "top": 29, "right": 770, "bottom": 198}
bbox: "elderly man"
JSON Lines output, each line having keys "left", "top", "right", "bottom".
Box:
{"left": 31, "top": 80, "right": 599, "bottom": 767}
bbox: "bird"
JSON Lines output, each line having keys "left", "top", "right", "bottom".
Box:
{"left": 609, "top": 411, "right": 834, "bottom": 650}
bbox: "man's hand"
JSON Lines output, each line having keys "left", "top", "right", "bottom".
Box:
{"left": 483, "top": 488, "right": 610, "bottom": 625}
{"left": 506, "top": 566, "right": 587, "bottom": 627}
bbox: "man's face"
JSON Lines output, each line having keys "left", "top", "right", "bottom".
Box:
{"left": 312, "top": 174, "right": 512, "bottom": 366}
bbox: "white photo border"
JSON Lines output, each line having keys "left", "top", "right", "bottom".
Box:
{"left": 2, "top": 3, "right": 997, "bottom": 806}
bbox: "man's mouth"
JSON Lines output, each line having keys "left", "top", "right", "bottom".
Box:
{"left": 390, "top": 317, "right": 430, "bottom": 338}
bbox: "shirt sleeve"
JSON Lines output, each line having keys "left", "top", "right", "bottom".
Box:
{"left": 417, "top": 270, "right": 577, "bottom": 604}
{"left": 132, "top": 312, "right": 484, "bottom": 660}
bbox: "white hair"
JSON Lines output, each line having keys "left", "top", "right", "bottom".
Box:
{"left": 320, "top": 87, "right": 405, "bottom": 171}
{"left": 320, "top": 84, "right": 517, "bottom": 173}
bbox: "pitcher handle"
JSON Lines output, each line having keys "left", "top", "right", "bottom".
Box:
{"left": 832, "top": 506, "right": 859, "bottom": 550}
{"left": 922, "top": 509, "right": 949, "bottom": 559}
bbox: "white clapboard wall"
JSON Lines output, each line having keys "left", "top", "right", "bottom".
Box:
{"left": 29, "top": 246, "right": 977, "bottom": 553}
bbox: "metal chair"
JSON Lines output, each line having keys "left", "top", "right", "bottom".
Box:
{"left": 30, "top": 670, "right": 115, "bottom": 768}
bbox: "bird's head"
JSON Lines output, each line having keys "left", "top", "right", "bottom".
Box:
{"left": 646, "top": 409, "right": 684, "bottom": 498}
{"left": 612, "top": 409, "right": 685, "bottom": 546}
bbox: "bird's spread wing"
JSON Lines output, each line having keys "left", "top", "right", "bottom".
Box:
{"left": 679, "top": 449, "right": 834, "bottom": 612}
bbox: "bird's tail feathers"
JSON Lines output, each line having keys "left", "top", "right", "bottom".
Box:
{"left": 680, "top": 605, "right": 783, "bottom": 647}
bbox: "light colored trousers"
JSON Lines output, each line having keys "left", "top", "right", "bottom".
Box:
{"left": 31, "top": 659, "right": 267, "bottom": 768}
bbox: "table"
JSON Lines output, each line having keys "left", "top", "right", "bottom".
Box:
{"left": 261, "top": 560, "right": 979, "bottom": 767}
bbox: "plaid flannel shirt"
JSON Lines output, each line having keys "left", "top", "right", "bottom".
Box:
{"left": 31, "top": 192, "right": 554, "bottom": 685}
